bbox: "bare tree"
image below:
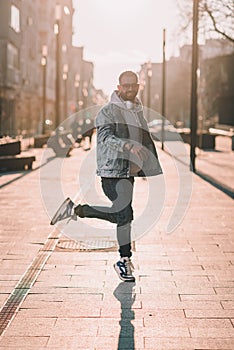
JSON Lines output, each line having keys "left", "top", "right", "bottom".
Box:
{"left": 176, "top": 0, "right": 234, "bottom": 43}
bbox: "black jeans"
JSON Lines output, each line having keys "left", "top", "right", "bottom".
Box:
{"left": 77, "top": 177, "right": 134, "bottom": 258}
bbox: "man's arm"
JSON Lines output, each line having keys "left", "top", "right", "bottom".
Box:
{"left": 96, "top": 107, "right": 126, "bottom": 152}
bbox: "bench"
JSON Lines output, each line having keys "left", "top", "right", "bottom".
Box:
{"left": 0, "top": 140, "right": 21, "bottom": 155}
{"left": 34, "top": 135, "right": 50, "bottom": 148}
{"left": 209, "top": 127, "right": 234, "bottom": 151}
{"left": 0, "top": 155, "right": 36, "bottom": 171}
{"left": 178, "top": 131, "right": 216, "bottom": 149}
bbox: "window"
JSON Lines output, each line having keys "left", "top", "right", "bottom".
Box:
{"left": 7, "top": 43, "right": 19, "bottom": 69}
{"left": 27, "top": 17, "right": 33, "bottom": 26}
{"left": 62, "top": 44, "right": 67, "bottom": 53}
{"left": 10, "top": 5, "right": 20, "bottom": 33}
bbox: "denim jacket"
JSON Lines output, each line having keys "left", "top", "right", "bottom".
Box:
{"left": 96, "top": 91, "right": 163, "bottom": 178}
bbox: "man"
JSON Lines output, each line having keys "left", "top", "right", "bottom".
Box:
{"left": 51, "top": 71, "right": 162, "bottom": 282}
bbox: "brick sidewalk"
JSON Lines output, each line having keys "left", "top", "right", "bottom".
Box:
{"left": 0, "top": 140, "right": 233, "bottom": 349}
{"left": 195, "top": 136, "right": 234, "bottom": 196}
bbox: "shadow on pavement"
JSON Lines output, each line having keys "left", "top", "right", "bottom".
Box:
{"left": 158, "top": 138, "right": 234, "bottom": 200}
{"left": 0, "top": 155, "right": 56, "bottom": 189}
{"left": 113, "top": 282, "right": 136, "bottom": 350}
{"left": 196, "top": 170, "right": 234, "bottom": 199}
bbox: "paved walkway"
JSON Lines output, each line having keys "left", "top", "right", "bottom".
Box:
{"left": 195, "top": 135, "right": 234, "bottom": 196}
{"left": 0, "top": 136, "right": 233, "bottom": 349}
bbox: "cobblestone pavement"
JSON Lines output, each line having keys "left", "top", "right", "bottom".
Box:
{"left": 0, "top": 136, "right": 233, "bottom": 349}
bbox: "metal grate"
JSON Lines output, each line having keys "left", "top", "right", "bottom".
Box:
{"left": 56, "top": 239, "right": 118, "bottom": 252}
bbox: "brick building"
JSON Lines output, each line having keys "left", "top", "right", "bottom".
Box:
{"left": 139, "top": 58, "right": 191, "bottom": 126}
{"left": 139, "top": 39, "right": 234, "bottom": 128}
{"left": 0, "top": 0, "right": 103, "bottom": 137}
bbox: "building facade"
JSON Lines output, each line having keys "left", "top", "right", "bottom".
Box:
{"left": 139, "top": 39, "right": 234, "bottom": 128}
{"left": 0, "top": 0, "right": 104, "bottom": 137}
{"left": 200, "top": 53, "right": 234, "bottom": 126}
{"left": 139, "top": 58, "right": 191, "bottom": 126}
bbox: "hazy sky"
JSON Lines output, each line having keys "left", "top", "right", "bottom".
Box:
{"left": 72, "top": 0, "right": 180, "bottom": 96}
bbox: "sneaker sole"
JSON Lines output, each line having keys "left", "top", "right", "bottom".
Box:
{"left": 50, "top": 197, "right": 74, "bottom": 225}
{"left": 113, "top": 264, "right": 135, "bottom": 283}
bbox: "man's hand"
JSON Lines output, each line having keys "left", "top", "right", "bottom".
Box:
{"left": 130, "top": 145, "right": 148, "bottom": 161}
{"left": 124, "top": 143, "right": 148, "bottom": 161}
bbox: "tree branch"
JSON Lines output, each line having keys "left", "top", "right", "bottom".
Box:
{"left": 204, "top": 3, "right": 234, "bottom": 43}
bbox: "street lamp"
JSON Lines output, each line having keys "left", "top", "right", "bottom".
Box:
{"left": 74, "top": 74, "right": 80, "bottom": 112}
{"left": 54, "top": 4, "right": 61, "bottom": 130}
{"left": 190, "top": 0, "right": 199, "bottom": 172}
{"left": 139, "top": 81, "right": 145, "bottom": 106}
{"left": 138, "top": 71, "right": 146, "bottom": 106}
{"left": 147, "top": 61, "right": 152, "bottom": 110}
{"left": 41, "top": 45, "right": 47, "bottom": 134}
{"left": 63, "top": 63, "right": 68, "bottom": 118}
{"left": 82, "top": 81, "right": 88, "bottom": 110}
{"left": 161, "top": 28, "right": 166, "bottom": 150}
{"left": 54, "top": 4, "right": 71, "bottom": 127}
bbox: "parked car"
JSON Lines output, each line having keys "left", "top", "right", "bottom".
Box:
{"left": 148, "top": 119, "right": 180, "bottom": 142}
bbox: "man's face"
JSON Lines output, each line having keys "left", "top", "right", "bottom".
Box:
{"left": 117, "top": 75, "right": 139, "bottom": 101}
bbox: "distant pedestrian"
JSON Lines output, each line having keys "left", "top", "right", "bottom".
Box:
{"left": 51, "top": 71, "right": 163, "bottom": 282}
{"left": 70, "top": 118, "right": 83, "bottom": 147}
{"left": 81, "top": 118, "right": 95, "bottom": 151}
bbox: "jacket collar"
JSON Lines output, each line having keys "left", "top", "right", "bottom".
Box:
{"left": 110, "top": 91, "right": 142, "bottom": 112}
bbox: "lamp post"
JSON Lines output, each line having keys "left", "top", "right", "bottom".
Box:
{"left": 161, "top": 28, "right": 166, "bottom": 150}
{"left": 54, "top": 4, "right": 61, "bottom": 129}
{"left": 41, "top": 45, "right": 47, "bottom": 134}
{"left": 147, "top": 61, "right": 152, "bottom": 111}
{"left": 62, "top": 63, "right": 68, "bottom": 118}
{"left": 74, "top": 74, "right": 80, "bottom": 112}
{"left": 139, "top": 81, "right": 145, "bottom": 106}
{"left": 82, "top": 81, "right": 88, "bottom": 110}
{"left": 190, "top": 0, "right": 199, "bottom": 172}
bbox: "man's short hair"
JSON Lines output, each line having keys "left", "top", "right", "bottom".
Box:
{"left": 118, "top": 71, "right": 138, "bottom": 84}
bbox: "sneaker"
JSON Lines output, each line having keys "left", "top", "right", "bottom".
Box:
{"left": 114, "top": 257, "right": 135, "bottom": 282}
{"left": 50, "top": 197, "right": 76, "bottom": 225}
